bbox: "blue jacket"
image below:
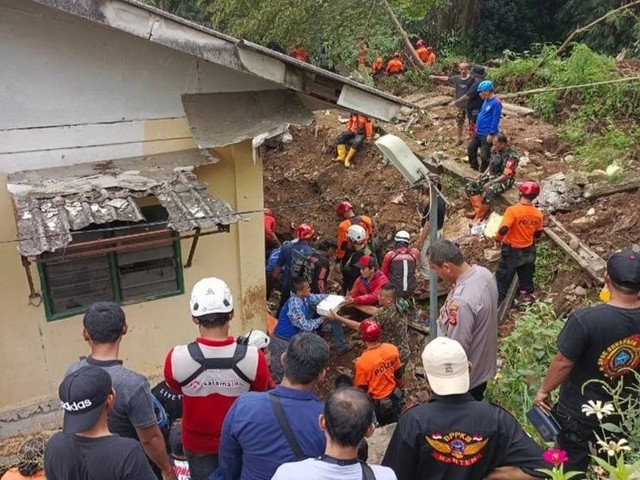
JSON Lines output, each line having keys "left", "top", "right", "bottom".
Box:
{"left": 212, "top": 386, "right": 325, "bottom": 480}
{"left": 475, "top": 96, "right": 503, "bottom": 136}
{"left": 275, "top": 293, "right": 326, "bottom": 340}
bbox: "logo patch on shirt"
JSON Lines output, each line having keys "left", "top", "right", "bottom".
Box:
{"left": 598, "top": 334, "right": 640, "bottom": 378}
{"left": 426, "top": 432, "right": 488, "bottom": 466}
{"left": 447, "top": 303, "right": 459, "bottom": 326}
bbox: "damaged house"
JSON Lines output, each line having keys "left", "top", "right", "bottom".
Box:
{"left": 0, "top": 0, "right": 409, "bottom": 414}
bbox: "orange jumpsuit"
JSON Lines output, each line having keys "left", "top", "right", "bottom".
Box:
{"left": 417, "top": 47, "right": 436, "bottom": 66}
{"left": 371, "top": 57, "right": 384, "bottom": 75}
{"left": 386, "top": 58, "right": 404, "bottom": 74}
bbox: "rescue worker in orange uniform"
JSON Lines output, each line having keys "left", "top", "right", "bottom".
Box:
{"left": 385, "top": 52, "right": 404, "bottom": 75}
{"left": 335, "top": 200, "right": 373, "bottom": 262}
{"left": 335, "top": 112, "right": 374, "bottom": 167}
{"left": 288, "top": 45, "right": 308, "bottom": 62}
{"left": 495, "top": 181, "right": 544, "bottom": 305}
{"left": 355, "top": 319, "right": 404, "bottom": 426}
{"left": 371, "top": 56, "right": 384, "bottom": 75}
{"left": 415, "top": 40, "right": 436, "bottom": 67}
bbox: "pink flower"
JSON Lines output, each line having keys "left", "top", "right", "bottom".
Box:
{"left": 543, "top": 448, "right": 569, "bottom": 466}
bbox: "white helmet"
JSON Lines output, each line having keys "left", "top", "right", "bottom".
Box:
{"left": 347, "top": 224, "right": 367, "bottom": 243}
{"left": 242, "top": 330, "right": 270, "bottom": 349}
{"left": 190, "top": 277, "right": 233, "bottom": 316}
{"left": 394, "top": 230, "right": 411, "bottom": 244}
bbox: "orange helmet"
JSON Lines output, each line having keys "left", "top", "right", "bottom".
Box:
{"left": 295, "top": 223, "right": 316, "bottom": 240}
{"left": 519, "top": 181, "right": 540, "bottom": 197}
{"left": 360, "top": 319, "right": 381, "bottom": 342}
{"left": 336, "top": 201, "right": 353, "bottom": 216}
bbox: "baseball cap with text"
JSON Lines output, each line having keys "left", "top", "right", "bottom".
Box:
{"left": 421, "top": 337, "right": 470, "bottom": 395}
{"left": 607, "top": 250, "right": 640, "bottom": 289}
{"left": 190, "top": 277, "right": 234, "bottom": 316}
{"left": 59, "top": 366, "right": 112, "bottom": 434}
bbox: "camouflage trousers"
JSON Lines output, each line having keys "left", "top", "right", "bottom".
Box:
{"left": 465, "top": 174, "right": 512, "bottom": 204}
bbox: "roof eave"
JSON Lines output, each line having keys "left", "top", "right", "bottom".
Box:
{"left": 29, "top": 0, "right": 415, "bottom": 121}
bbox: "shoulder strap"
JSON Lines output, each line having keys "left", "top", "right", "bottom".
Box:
{"left": 180, "top": 342, "right": 251, "bottom": 387}
{"left": 361, "top": 462, "right": 376, "bottom": 480}
{"left": 269, "top": 393, "right": 306, "bottom": 461}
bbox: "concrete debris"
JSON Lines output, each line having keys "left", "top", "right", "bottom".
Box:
{"left": 586, "top": 208, "right": 596, "bottom": 216}
{"left": 574, "top": 286, "right": 588, "bottom": 296}
{"left": 484, "top": 248, "right": 501, "bottom": 263}
{"left": 367, "top": 422, "right": 397, "bottom": 465}
{"left": 536, "top": 170, "right": 623, "bottom": 212}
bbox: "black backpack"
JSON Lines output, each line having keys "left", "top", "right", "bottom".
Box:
{"left": 289, "top": 245, "right": 315, "bottom": 283}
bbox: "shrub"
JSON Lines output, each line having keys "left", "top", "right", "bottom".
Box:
{"left": 486, "top": 301, "right": 563, "bottom": 442}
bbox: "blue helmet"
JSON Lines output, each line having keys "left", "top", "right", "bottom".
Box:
{"left": 477, "top": 80, "right": 494, "bottom": 92}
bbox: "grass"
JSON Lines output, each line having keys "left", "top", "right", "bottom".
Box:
{"left": 534, "top": 239, "right": 573, "bottom": 290}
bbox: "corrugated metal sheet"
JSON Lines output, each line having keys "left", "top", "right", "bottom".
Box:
{"left": 7, "top": 150, "right": 240, "bottom": 256}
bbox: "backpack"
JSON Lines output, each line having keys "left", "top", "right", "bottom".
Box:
{"left": 179, "top": 342, "right": 251, "bottom": 387}
{"left": 387, "top": 248, "right": 418, "bottom": 295}
{"left": 288, "top": 244, "right": 315, "bottom": 283}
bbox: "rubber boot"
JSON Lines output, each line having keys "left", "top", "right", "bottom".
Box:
{"left": 344, "top": 147, "right": 357, "bottom": 168}
{"left": 335, "top": 144, "right": 347, "bottom": 162}
{"left": 473, "top": 202, "right": 491, "bottom": 224}
{"left": 467, "top": 194, "right": 483, "bottom": 218}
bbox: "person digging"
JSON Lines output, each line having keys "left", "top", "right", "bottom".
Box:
{"left": 464, "top": 132, "right": 519, "bottom": 226}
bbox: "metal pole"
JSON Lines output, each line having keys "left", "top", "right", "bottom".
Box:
{"left": 428, "top": 182, "right": 439, "bottom": 338}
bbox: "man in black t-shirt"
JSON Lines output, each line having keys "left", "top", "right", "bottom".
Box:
{"left": 45, "top": 366, "right": 157, "bottom": 480}
{"left": 309, "top": 240, "right": 337, "bottom": 294}
{"left": 452, "top": 65, "right": 486, "bottom": 134}
{"left": 448, "top": 63, "right": 476, "bottom": 144}
{"left": 535, "top": 250, "right": 640, "bottom": 478}
{"left": 383, "top": 338, "right": 546, "bottom": 480}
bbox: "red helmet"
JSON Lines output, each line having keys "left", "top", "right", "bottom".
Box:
{"left": 336, "top": 201, "right": 353, "bottom": 216}
{"left": 519, "top": 181, "right": 541, "bottom": 197}
{"left": 360, "top": 319, "right": 381, "bottom": 342}
{"left": 394, "top": 51, "right": 402, "bottom": 58}
{"left": 295, "top": 223, "right": 316, "bottom": 240}
{"left": 416, "top": 39, "right": 425, "bottom": 47}
{"left": 264, "top": 208, "right": 274, "bottom": 217}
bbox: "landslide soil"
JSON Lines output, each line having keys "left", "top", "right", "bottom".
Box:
{"left": 263, "top": 106, "right": 591, "bottom": 407}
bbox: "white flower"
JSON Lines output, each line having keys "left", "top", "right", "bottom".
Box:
{"left": 581, "top": 400, "right": 615, "bottom": 420}
{"left": 597, "top": 438, "right": 631, "bottom": 457}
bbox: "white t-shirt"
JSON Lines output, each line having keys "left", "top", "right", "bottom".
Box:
{"left": 272, "top": 458, "right": 397, "bottom": 480}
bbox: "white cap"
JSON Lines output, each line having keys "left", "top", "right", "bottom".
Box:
{"left": 243, "top": 330, "right": 270, "bottom": 349}
{"left": 421, "top": 337, "right": 469, "bottom": 395}
{"left": 190, "top": 278, "right": 234, "bottom": 316}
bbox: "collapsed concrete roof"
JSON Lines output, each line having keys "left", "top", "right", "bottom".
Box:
{"left": 8, "top": 150, "right": 240, "bottom": 257}
{"left": 29, "top": 0, "right": 414, "bottom": 122}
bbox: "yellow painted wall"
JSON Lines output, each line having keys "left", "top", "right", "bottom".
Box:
{"left": 0, "top": 134, "right": 265, "bottom": 410}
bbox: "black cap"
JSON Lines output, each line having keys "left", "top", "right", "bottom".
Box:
{"left": 472, "top": 65, "right": 485, "bottom": 76}
{"left": 59, "top": 366, "right": 112, "bottom": 434}
{"left": 607, "top": 250, "right": 640, "bottom": 288}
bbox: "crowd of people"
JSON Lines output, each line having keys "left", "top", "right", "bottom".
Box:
{"left": 8, "top": 41, "right": 640, "bottom": 480}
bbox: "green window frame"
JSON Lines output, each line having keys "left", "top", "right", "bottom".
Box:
{"left": 37, "top": 223, "right": 184, "bottom": 322}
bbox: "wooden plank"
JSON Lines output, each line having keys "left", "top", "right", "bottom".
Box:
{"left": 119, "top": 265, "right": 177, "bottom": 288}
{"left": 498, "top": 275, "right": 519, "bottom": 325}
{"left": 408, "top": 320, "right": 430, "bottom": 335}
{"left": 117, "top": 245, "right": 176, "bottom": 266}
{"left": 121, "top": 279, "right": 179, "bottom": 300}
{"left": 544, "top": 226, "right": 604, "bottom": 282}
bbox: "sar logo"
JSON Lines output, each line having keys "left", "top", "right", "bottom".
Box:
{"left": 598, "top": 334, "right": 640, "bottom": 378}
{"left": 426, "top": 432, "right": 488, "bottom": 467}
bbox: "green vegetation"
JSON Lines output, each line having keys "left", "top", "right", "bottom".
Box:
{"left": 486, "top": 301, "right": 563, "bottom": 442}
{"left": 492, "top": 44, "right": 640, "bottom": 171}
{"left": 533, "top": 240, "right": 572, "bottom": 290}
